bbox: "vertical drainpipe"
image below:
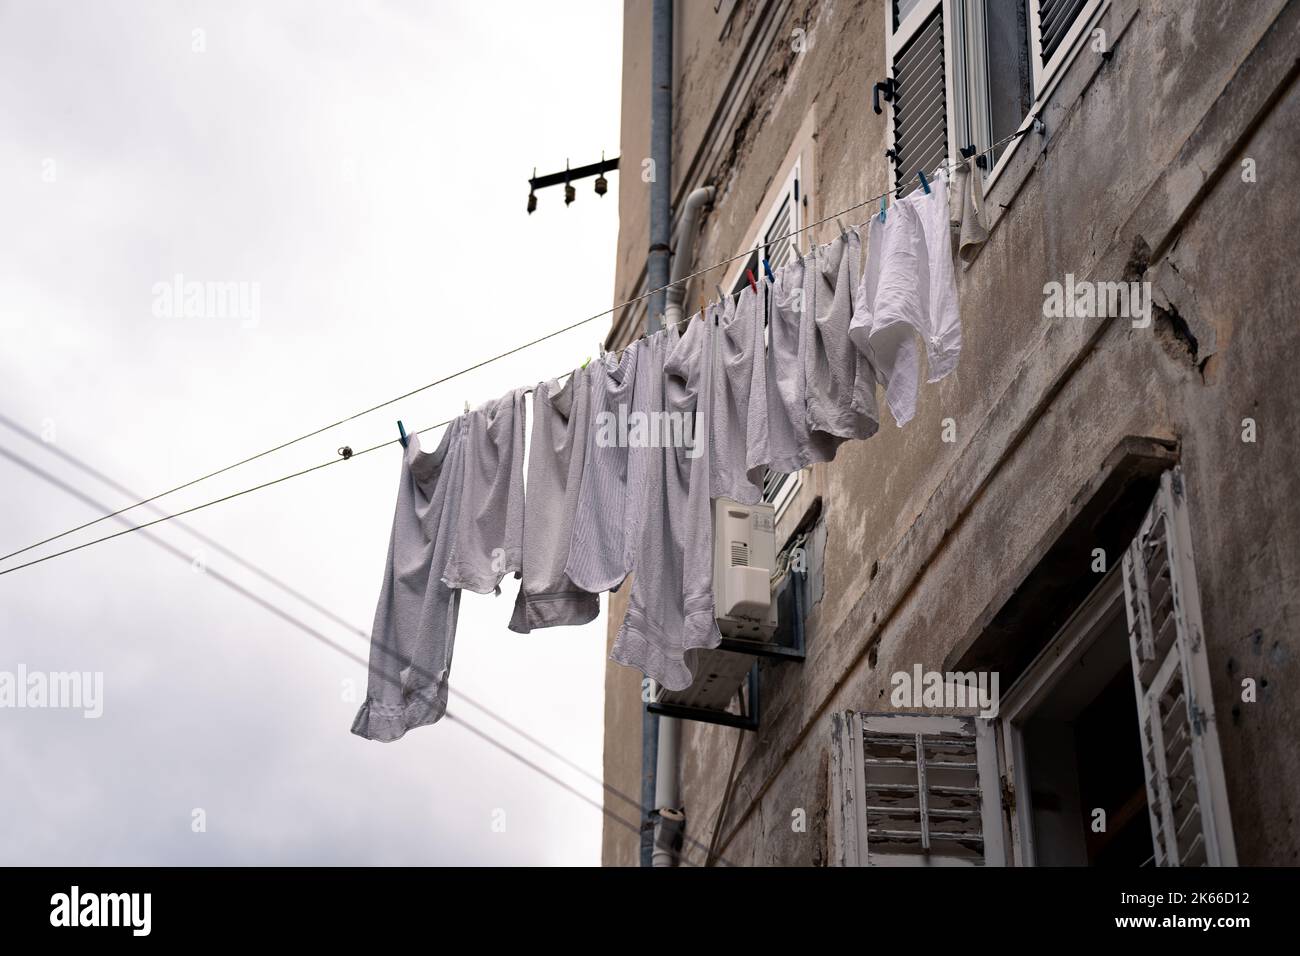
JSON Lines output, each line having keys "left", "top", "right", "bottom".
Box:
{"left": 640, "top": 0, "right": 673, "bottom": 868}
{"left": 646, "top": 0, "right": 673, "bottom": 332}
{"left": 652, "top": 183, "right": 712, "bottom": 869}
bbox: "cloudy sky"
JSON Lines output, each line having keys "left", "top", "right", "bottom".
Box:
{"left": 0, "top": 0, "right": 624, "bottom": 865}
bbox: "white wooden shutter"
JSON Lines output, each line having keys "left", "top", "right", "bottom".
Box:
{"left": 887, "top": 1, "right": 950, "bottom": 197}
{"left": 1121, "top": 468, "right": 1237, "bottom": 866}
{"left": 1027, "top": 0, "right": 1102, "bottom": 98}
{"left": 830, "top": 711, "right": 1005, "bottom": 866}
{"left": 761, "top": 167, "right": 800, "bottom": 271}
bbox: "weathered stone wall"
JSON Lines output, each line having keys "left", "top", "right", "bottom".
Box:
{"left": 604, "top": 0, "right": 1300, "bottom": 866}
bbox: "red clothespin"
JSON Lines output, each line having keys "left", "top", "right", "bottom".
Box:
{"left": 746, "top": 269, "right": 757, "bottom": 292}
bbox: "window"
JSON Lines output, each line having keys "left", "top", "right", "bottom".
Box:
{"left": 885, "top": 0, "right": 1101, "bottom": 190}
{"left": 830, "top": 711, "right": 1007, "bottom": 866}
{"left": 887, "top": 1, "right": 950, "bottom": 197}
{"left": 727, "top": 159, "right": 803, "bottom": 298}
{"left": 727, "top": 159, "right": 805, "bottom": 520}
{"left": 968, "top": 0, "right": 1034, "bottom": 168}
{"left": 1030, "top": 0, "right": 1096, "bottom": 87}
{"left": 996, "top": 467, "right": 1237, "bottom": 866}
{"left": 997, "top": 571, "right": 1153, "bottom": 865}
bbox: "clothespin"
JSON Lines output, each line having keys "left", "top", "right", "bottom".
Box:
{"left": 397, "top": 421, "right": 408, "bottom": 448}
{"left": 917, "top": 169, "right": 931, "bottom": 194}
{"left": 581, "top": 356, "right": 591, "bottom": 369}
{"left": 837, "top": 217, "right": 848, "bottom": 239}
{"left": 715, "top": 284, "right": 726, "bottom": 303}
{"left": 878, "top": 193, "right": 887, "bottom": 223}
{"left": 698, "top": 292, "right": 707, "bottom": 322}
{"left": 761, "top": 257, "right": 774, "bottom": 281}
{"left": 746, "top": 268, "right": 757, "bottom": 292}
{"left": 463, "top": 400, "right": 470, "bottom": 414}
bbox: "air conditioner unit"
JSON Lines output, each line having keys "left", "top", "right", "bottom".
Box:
{"left": 712, "top": 497, "right": 777, "bottom": 641}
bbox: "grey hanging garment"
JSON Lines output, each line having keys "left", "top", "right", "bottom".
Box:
{"left": 352, "top": 421, "right": 467, "bottom": 742}
{"left": 955, "top": 156, "right": 989, "bottom": 264}
{"left": 612, "top": 316, "right": 719, "bottom": 692}
{"left": 620, "top": 324, "right": 675, "bottom": 577}
{"left": 442, "top": 388, "right": 526, "bottom": 594}
{"left": 509, "top": 366, "right": 599, "bottom": 632}
{"left": 764, "top": 258, "right": 838, "bottom": 472}
{"left": 711, "top": 286, "right": 767, "bottom": 504}
{"left": 561, "top": 335, "right": 660, "bottom": 590}
{"left": 802, "top": 231, "right": 879, "bottom": 450}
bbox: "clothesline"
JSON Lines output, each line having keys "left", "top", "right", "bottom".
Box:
{"left": 360, "top": 152, "right": 972, "bottom": 731}
{"left": 0, "top": 123, "right": 1037, "bottom": 577}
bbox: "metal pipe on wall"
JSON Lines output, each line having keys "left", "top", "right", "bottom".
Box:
{"left": 640, "top": 0, "right": 674, "bottom": 868}
{"left": 646, "top": 0, "right": 673, "bottom": 332}
{"left": 649, "top": 183, "right": 712, "bottom": 869}
{"left": 664, "top": 186, "right": 716, "bottom": 329}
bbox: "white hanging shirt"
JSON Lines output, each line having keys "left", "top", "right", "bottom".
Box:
{"left": 851, "top": 199, "right": 929, "bottom": 427}
{"left": 901, "top": 165, "right": 962, "bottom": 383}
{"left": 441, "top": 388, "right": 527, "bottom": 594}
{"left": 803, "top": 230, "right": 879, "bottom": 447}
{"left": 612, "top": 315, "right": 719, "bottom": 691}
{"left": 509, "top": 366, "right": 599, "bottom": 633}
{"left": 353, "top": 422, "right": 467, "bottom": 741}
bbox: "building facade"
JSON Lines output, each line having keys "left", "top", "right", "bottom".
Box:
{"left": 602, "top": 0, "right": 1300, "bottom": 866}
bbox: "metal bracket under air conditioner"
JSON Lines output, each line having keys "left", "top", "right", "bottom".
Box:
{"left": 646, "top": 570, "right": 807, "bottom": 731}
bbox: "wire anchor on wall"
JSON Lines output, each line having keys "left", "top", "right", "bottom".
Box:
{"left": 526, "top": 152, "right": 619, "bottom": 213}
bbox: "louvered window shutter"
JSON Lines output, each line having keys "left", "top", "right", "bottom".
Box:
{"left": 889, "top": 4, "right": 948, "bottom": 197}
{"left": 1121, "top": 468, "right": 1237, "bottom": 866}
{"left": 831, "top": 711, "right": 1006, "bottom": 865}
{"left": 1036, "top": 0, "right": 1088, "bottom": 68}
{"left": 763, "top": 192, "right": 794, "bottom": 271}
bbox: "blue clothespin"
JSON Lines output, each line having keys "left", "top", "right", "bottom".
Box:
{"left": 917, "top": 169, "right": 931, "bottom": 194}
{"left": 878, "top": 193, "right": 887, "bottom": 223}
{"left": 761, "top": 258, "right": 774, "bottom": 282}
{"left": 397, "top": 420, "right": 408, "bottom": 448}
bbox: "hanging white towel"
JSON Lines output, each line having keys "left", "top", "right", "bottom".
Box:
{"left": 956, "top": 155, "right": 990, "bottom": 264}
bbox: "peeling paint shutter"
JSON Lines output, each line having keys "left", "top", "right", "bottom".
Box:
{"left": 889, "top": 6, "right": 948, "bottom": 197}
{"left": 1121, "top": 468, "right": 1237, "bottom": 866}
{"left": 830, "top": 711, "right": 1005, "bottom": 866}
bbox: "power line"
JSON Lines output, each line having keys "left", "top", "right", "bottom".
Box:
{"left": 0, "top": 429, "right": 606, "bottom": 796}
{"left": 0, "top": 425, "right": 415, "bottom": 576}
{"left": 0, "top": 413, "right": 368, "bottom": 637}
{"left": 1, "top": 125, "right": 1034, "bottom": 568}
{"left": 0, "top": 434, "right": 725, "bottom": 865}
{"left": 0, "top": 442, "right": 687, "bottom": 865}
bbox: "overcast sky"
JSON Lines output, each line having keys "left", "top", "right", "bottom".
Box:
{"left": 0, "top": 0, "right": 624, "bottom": 865}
